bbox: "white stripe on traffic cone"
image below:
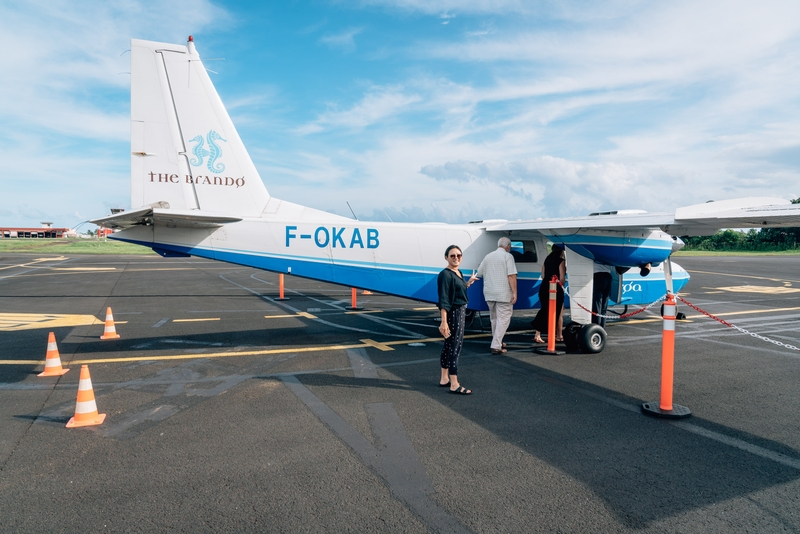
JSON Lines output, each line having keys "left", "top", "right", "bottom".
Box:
{"left": 66, "top": 365, "right": 106, "bottom": 428}
{"left": 38, "top": 332, "right": 69, "bottom": 377}
{"left": 100, "top": 307, "right": 120, "bottom": 340}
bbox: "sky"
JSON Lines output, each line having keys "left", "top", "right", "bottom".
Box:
{"left": 2, "top": 0, "right": 799, "bottom": 229}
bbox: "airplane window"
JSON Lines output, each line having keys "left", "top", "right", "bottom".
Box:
{"left": 510, "top": 241, "right": 538, "bottom": 263}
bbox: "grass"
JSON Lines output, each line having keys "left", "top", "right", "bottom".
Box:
{"left": 674, "top": 249, "right": 800, "bottom": 256}
{"left": 0, "top": 238, "right": 155, "bottom": 255}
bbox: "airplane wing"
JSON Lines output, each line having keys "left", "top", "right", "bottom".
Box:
{"left": 665, "top": 198, "right": 800, "bottom": 236}
{"left": 91, "top": 207, "right": 241, "bottom": 230}
{"left": 488, "top": 197, "right": 800, "bottom": 236}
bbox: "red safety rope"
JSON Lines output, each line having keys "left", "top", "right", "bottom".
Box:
{"left": 554, "top": 280, "right": 800, "bottom": 352}
{"left": 677, "top": 296, "right": 800, "bottom": 352}
{"left": 556, "top": 279, "right": 666, "bottom": 319}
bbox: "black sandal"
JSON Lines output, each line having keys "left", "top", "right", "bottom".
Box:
{"left": 450, "top": 386, "right": 472, "bottom": 395}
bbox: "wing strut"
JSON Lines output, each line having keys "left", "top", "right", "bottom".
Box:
{"left": 663, "top": 258, "right": 674, "bottom": 296}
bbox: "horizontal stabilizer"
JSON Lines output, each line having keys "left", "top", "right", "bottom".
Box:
{"left": 91, "top": 208, "right": 241, "bottom": 230}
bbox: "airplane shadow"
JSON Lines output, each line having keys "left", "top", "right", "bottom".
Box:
{"left": 294, "top": 349, "right": 800, "bottom": 529}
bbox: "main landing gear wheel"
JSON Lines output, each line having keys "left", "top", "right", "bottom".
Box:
{"left": 578, "top": 324, "right": 606, "bottom": 353}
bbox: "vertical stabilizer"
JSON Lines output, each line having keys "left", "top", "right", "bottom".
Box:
{"left": 130, "top": 37, "right": 269, "bottom": 216}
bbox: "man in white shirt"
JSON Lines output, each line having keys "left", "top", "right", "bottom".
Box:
{"left": 469, "top": 237, "right": 518, "bottom": 354}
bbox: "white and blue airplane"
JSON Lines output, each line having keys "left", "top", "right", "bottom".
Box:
{"left": 92, "top": 37, "right": 800, "bottom": 353}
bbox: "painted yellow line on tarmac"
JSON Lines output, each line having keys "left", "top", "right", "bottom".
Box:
{"left": 616, "top": 305, "right": 800, "bottom": 325}
{"left": 360, "top": 338, "right": 394, "bottom": 351}
{"left": 716, "top": 285, "right": 800, "bottom": 295}
{"left": 345, "top": 310, "right": 383, "bottom": 314}
{"left": 0, "top": 313, "right": 128, "bottom": 331}
{"left": 0, "top": 329, "right": 533, "bottom": 366}
{"left": 0, "top": 313, "right": 100, "bottom": 332}
{"left": 686, "top": 306, "right": 800, "bottom": 319}
{"left": 265, "top": 314, "right": 304, "bottom": 319}
{"left": 297, "top": 311, "right": 318, "bottom": 319}
{"left": 3, "top": 343, "right": 388, "bottom": 366}
{"left": 413, "top": 307, "right": 437, "bottom": 311}
{"left": 172, "top": 318, "right": 220, "bottom": 323}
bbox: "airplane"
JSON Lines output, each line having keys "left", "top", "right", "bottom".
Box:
{"left": 92, "top": 37, "right": 800, "bottom": 354}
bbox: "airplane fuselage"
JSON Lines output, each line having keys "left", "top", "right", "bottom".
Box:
{"left": 112, "top": 217, "right": 688, "bottom": 311}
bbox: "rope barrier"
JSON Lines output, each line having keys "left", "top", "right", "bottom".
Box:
{"left": 677, "top": 296, "right": 800, "bottom": 352}
{"left": 556, "top": 279, "right": 667, "bottom": 319}
{"left": 554, "top": 279, "right": 799, "bottom": 352}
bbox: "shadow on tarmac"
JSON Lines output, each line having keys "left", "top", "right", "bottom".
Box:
{"left": 315, "top": 350, "right": 800, "bottom": 529}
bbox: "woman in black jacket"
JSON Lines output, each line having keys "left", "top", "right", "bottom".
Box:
{"left": 437, "top": 245, "right": 473, "bottom": 395}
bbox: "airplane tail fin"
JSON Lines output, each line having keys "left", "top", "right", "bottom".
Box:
{"left": 130, "top": 37, "right": 269, "bottom": 217}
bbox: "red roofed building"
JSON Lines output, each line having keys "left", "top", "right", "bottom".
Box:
{"left": 1, "top": 222, "right": 71, "bottom": 239}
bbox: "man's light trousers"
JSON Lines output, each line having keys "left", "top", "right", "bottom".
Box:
{"left": 488, "top": 301, "right": 513, "bottom": 351}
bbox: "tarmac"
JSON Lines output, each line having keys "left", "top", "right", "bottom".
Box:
{"left": 1, "top": 253, "right": 799, "bottom": 533}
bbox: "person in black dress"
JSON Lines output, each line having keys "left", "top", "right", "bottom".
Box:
{"left": 437, "top": 245, "right": 473, "bottom": 395}
{"left": 531, "top": 244, "right": 566, "bottom": 344}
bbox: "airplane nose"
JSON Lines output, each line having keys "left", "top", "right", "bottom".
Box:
{"left": 671, "top": 235, "right": 685, "bottom": 253}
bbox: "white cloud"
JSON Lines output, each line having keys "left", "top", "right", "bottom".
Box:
{"left": 319, "top": 27, "right": 365, "bottom": 52}
{"left": 0, "top": 0, "right": 229, "bottom": 141}
{"left": 4, "top": 0, "right": 799, "bottom": 229}
{"left": 297, "top": 87, "right": 422, "bottom": 133}
{"left": 0, "top": 0, "right": 229, "bottom": 227}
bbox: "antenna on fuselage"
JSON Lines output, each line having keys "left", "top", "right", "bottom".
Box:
{"left": 346, "top": 202, "right": 358, "bottom": 221}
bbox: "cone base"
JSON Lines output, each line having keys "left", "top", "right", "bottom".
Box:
{"left": 66, "top": 413, "right": 106, "bottom": 428}
{"left": 534, "top": 348, "right": 566, "bottom": 355}
{"left": 38, "top": 368, "right": 70, "bottom": 377}
{"left": 641, "top": 402, "right": 691, "bottom": 419}
{"left": 100, "top": 333, "right": 120, "bottom": 340}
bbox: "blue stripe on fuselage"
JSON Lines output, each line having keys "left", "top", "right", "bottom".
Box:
{"left": 113, "top": 237, "right": 686, "bottom": 311}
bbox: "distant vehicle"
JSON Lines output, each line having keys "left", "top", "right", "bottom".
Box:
{"left": 93, "top": 37, "right": 800, "bottom": 353}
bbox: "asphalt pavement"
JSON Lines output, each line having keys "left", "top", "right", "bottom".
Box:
{"left": 1, "top": 253, "right": 799, "bottom": 533}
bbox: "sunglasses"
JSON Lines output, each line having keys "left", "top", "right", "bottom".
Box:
{"left": 448, "top": 253, "right": 462, "bottom": 259}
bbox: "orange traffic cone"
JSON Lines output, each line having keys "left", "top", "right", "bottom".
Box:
{"left": 38, "top": 332, "right": 69, "bottom": 376}
{"left": 66, "top": 365, "right": 106, "bottom": 428}
{"left": 100, "top": 307, "right": 120, "bottom": 339}
{"left": 38, "top": 332, "right": 69, "bottom": 377}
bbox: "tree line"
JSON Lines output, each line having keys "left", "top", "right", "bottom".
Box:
{"left": 681, "top": 198, "right": 800, "bottom": 252}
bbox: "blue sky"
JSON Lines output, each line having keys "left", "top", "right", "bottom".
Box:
{"left": 2, "top": 0, "right": 799, "bottom": 229}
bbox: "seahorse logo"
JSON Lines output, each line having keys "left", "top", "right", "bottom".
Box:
{"left": 188, "top": 130, "right": 227, "bottom": 173}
